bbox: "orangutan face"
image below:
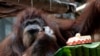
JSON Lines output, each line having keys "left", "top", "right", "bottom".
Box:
{"left": 22, "top": 17, "right": 56, "bottom": 48}
{"left": 22, "top": 18, "right": 46, "bottom": 47}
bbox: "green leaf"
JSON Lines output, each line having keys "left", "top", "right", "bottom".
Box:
{"left": 62, "top": 47, "right": 72, "bottom": 56}
{"left": 54, "top": 47, "right": 72, "bottom": 56}
{"left": 54, "top": 48, "right": 63, "bottom": 56}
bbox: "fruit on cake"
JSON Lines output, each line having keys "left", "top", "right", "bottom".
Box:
{"left": 66, "top": 33, "right": 92, "bottom": 45}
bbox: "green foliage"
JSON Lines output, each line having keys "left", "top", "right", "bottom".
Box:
{"left": 54, "top": 47, "right": 72, "bottom": 56}
{"left": 54, "top": 42, "right": 100, "bottom": 56}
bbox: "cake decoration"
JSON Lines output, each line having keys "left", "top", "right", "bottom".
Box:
{"left": 66, "top": 33, "right": 92, "bottom": 45}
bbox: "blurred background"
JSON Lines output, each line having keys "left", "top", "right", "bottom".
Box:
{"left": 0, "top": 17, "right": 15, "bottom": 41}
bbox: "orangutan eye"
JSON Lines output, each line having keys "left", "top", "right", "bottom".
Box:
{"left": 24, "top": 21, "right": 34, "bottom": 27}
{"left": 24, "top": 22, "right": 31, "bottom": 27}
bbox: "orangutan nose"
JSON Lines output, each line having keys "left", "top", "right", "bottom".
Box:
{"left": 28, "top": 29, "right": 39, "bottom": 34}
